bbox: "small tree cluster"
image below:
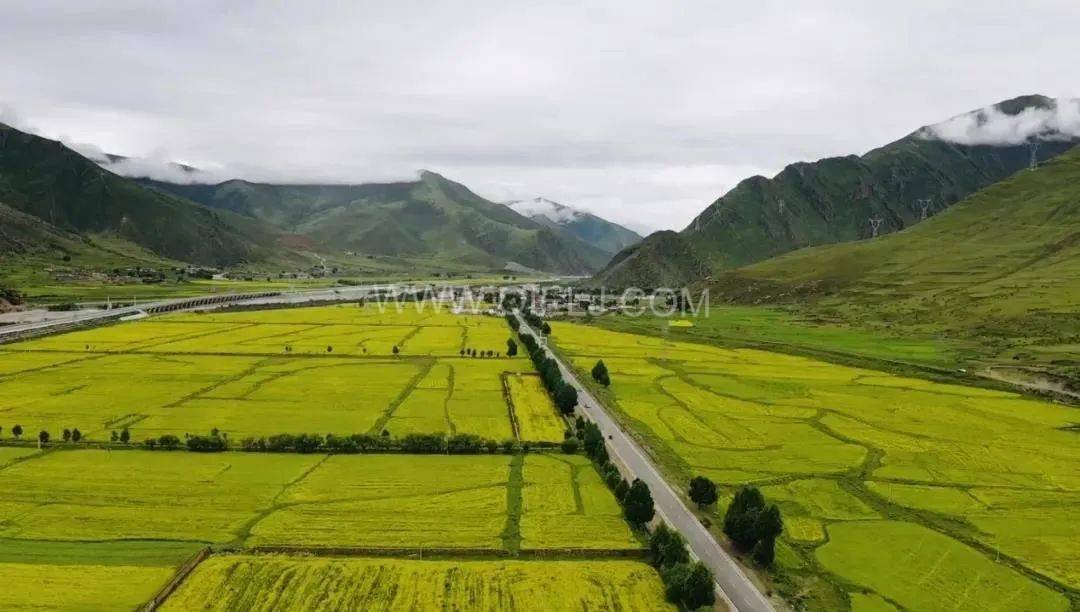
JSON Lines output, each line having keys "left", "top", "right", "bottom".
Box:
{"left": 591, "top": 360, "right": 611, "bottom": 386}
{"left": 688, "top": 475, "right": 718, "bottom": 509}
{"left": 722, "top": 486, "right": 783, "bottom": 567}
{"left": 505, "top": 338, "right": 518, "bottom": 357}
{"left": 662, "top": 561, "right": 716, "bottom": 609}
{"left": 185, "top": 429, "right": 228, "bottom": 452}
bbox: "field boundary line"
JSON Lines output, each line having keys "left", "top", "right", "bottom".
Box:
{"left": 368, "top": 357, "right": 435, "bottom": 435}
{"left": 141, "top": 545, "right": 212, "bottom": 611}
{"left": 500, "top": 453, "right": 524, "bottom": 555}
{"left": 501, "top": 373, "right": 522, "bottom": 441}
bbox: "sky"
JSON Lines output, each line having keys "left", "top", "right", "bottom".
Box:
{"left": 2, "top": 1, "right": 1079, "bottom": 234}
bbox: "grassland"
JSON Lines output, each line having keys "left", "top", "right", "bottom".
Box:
{"left": 551, "top": 321, "right": 1078, "bottom": 610}
{"left": 0, "top": 304, "right": 569, "bottom": 441}
{"left": 163, "top": 554, "right": 672, "bottom": 611}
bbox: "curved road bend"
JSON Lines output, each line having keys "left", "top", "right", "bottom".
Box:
{"left": 517, "top": 314, "right": 774, "bottom": 612}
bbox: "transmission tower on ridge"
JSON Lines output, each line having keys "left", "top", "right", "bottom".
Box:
{"left": 917, "top": 198, "right": 932, "bottom": 221}
{"left": 777, "top": 199, "right": 785, "bottom": 215}
{"left": 1030, "top": 142, "right": 1040, "bottom": 171}
{"left": 869, "top": 217, "right": 884, "bottom": 238}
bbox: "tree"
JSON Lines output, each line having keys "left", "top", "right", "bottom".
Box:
{"left": 554, "top": 383, "right": 578, "bottom": 414}
{"left": 119, "top": 428, "right": 131, "bottom": 444}
{"left": 649, "top": 522, "right": 690, "bottom": 568}
{"left": 753, "top": 535, "right": 777, "bottom": 567}
{"left": 614, "top": 478, "right": 630, "bottom": 501}
{"left": 624, "top": 478, "right": 656, "bottom": 527}
{"left": 541, "top": 322, "right": 552, "bottom": 336}
{"left": 560, "top": 436, "right": 580, "bottom": 454}
{"left": 681, "top": 562, "right": 717, "bottom": 609}
{"left": 723, "top": 486, "right": 766, "bottom": 549}
{"left": 12, "top": 424, "right": 23, "bottom": 439}
{"left": 688, "top": 475, "right": 718, "bottom": 509}
{"left": 327, "top": 345, "right": 333, "bottom": 353}
{"left": 110, "top": 430, "right": 119, "bottom": 443}
{"left": 460, "top": 348, "right": 466, "bottom": 357}
{"left": 392, "top": 345, "right": 400, "bottom": 355}
{"left": 506, "top": 338, "right": 518, "bottom": 357}
{"left": 62, "top": 429, "right": 72, "bottom": 442}
{"left": 591, "top": 360, "right": 611, "bottom": 386}
{"left": 38, "top": 430, "right": 50, "bottom": 445}
{"left": 71, "top": 428, "right": 82, "bottom": 442}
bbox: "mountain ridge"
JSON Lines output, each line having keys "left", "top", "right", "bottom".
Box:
{"left": 592, "top": 94, "right": 1079, "bottom": 288}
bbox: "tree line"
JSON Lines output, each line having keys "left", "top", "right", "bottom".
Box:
{"left": 136, "top": 429, "right": 562, "bottom": 454}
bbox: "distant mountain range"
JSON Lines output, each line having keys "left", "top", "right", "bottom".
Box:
{"left": 592, "top": 95, "right": 1080, "bottom": 288}
{"left": 0, "top": 122, "right": 299, "bottom": 267}
{"left": 142, "top": 173, "right": 612, "bottom": 274}
{"left": 0, "top": 122, "right": 635, "bottom": 275}
{"left": 506, "top": 197, "right": 642, "bottom": 256}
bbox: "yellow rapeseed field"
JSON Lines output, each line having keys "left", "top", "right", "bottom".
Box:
{"left": 164, "top": 555, "right": 673, "bottom": 611}
{"left": 551, "top": 321, "right": 1077, "bottom": 610}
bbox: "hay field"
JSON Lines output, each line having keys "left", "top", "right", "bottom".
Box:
{"left": 163, "top": 555, "right": 672, "bottom": 611}
{"left": 552, "top": 322, "right": 1077, "bottom": 610}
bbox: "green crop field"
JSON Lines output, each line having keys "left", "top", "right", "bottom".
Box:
{"left": 163, "top": 554, "right": 672, "bottom": 611}
{"left": 0, "top": 304, "right": 565, "bottom": 442}
{"left": 551, "top": 321, "right": 1078, "bottom": 610}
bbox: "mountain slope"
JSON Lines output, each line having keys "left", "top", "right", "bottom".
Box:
{"left": 585, "top": 231, "right": 710, "bottom": 289}
{"left": 712, "top": 147, "right": 1080, "bottom": 316}
{"left": 592, "top": 95, "right": 1078, "bottom": 287}
{"left": 709, "top": 147, "right": 1080, "bottom": 384}
{"left": 0, "top": 123, "right": 284, "bottom": 266}
{"left": 146, "top": 172, "right": 609, "bottom": 274}
{"left": 506, "top": 197, "right": 642, "bottom": 255}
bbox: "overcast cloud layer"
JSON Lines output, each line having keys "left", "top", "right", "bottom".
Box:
{"left": 2, "top": 1, "right": 1078, "bottom": 233}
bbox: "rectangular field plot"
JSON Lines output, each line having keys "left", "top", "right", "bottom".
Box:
{"left": 0, "top": 451, "right": 636, "bottom": 553}
{"left": 0, "top": 562, "right": 174, "bottom": 611}
{"left": 520, "top": 454, "right": 641, "bottom": 550}
{"left": 247, "top": 454, "right": 513, "bottom": 549}
{"left": 0, "top": 540, "right": 198, "bottom": 611}
{"left": 0, "top": 305, "right": 535, "bottom": 441}
{"left": 552, "top": 321, "right": 1080, "bottom": 600}
{"left": 163, "top": 555, "right": 673, "bottom": 611}
{"left": 507, "top": 373, "right": 566, "bottom": 442}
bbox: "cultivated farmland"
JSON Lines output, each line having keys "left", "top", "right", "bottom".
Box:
{"left": 163, "top": 555, "right": 673, "bottom": 611}
{"left": 0, "top": 304, "right": 563, "bottom": 442}
{"left": 551, "top": 322, "right": 1077, "bottom": 610}
{"left": 0, "top": 450, "right": 639, "bottom": 552}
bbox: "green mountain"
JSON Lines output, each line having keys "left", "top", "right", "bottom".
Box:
{"left": 145, "top": 172, "right": 610, "bottom": 274}
{"left": 586, "top": 231, "right": 710, "bottom": 288}
{"left": 592, "top": 95, "right": 1078, "bottom": 287}
{"left": 506, "top": 197, "right": 642, "bottom": 255}
{"left": 0, "top": 122, "right": 287, "bottom": 267}
{"left": 710, "top": 147, "right": 1080, "bottom": 383}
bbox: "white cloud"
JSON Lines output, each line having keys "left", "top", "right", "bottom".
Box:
{"left": 1, "top": 2, "right": 1078, "bottom": 230}
{"left": 507, "top": 198, "right": 581, "bottom": 224}
{"left": 921, "top": 98, "right": 1080, "bottom": 145}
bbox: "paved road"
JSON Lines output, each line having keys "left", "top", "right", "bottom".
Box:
{"left": 517, "top": 314, "right": 774, "bottom": 612}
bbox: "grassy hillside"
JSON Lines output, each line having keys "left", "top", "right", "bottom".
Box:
{"left": 592, "top": 95, "right": 1077, "bottom": 288}
{"left": 0, "top": 123, "right": 292, "bottom": 267}
{"left": 710, "top": 147, "right": 1080, "bottom": 385}
{"left": 145, "top": 172, "right": 610, "bottom": 274}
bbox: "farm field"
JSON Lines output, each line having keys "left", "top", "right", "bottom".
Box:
{"left": 0, "top": 450, "right": 640, "bottom": 552}
{"left": 0, "top": 304, "right": 565, "bottom": 442}
{"left": 552, "top": 321, "right": 1078, "bottom": 610}
{"left": 507, "top": 373, "right": 567, "bottom": 442}
{"left": 163, "top": 554, "right": 673, "bottom": 611}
